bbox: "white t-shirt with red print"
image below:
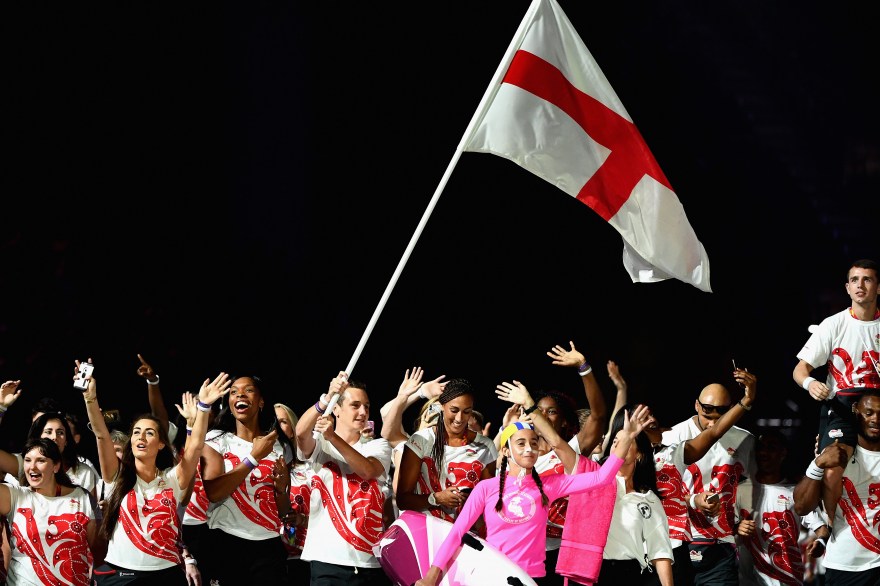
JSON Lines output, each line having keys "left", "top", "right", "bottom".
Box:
{"left": 204, "top": 432, "right": 290, "bottom": 541}
{"left": 6, "top": 484, "right": 95, "bottom": 586}
{"left": 297, "top": 435, "right": 391, "bottom": 569}
{"left": 103, "top": 464, "right": 185, "bottom": 571}
{"left": 403, "top": 428, "right": 498, "bottom": 523}
{"left": 663, "top": 418, "right": 756, "bottom": 545}
{"left": 824, "top": 445, "right": 880, "bottom": 573}
{"left": 652, "top": 440, "right": 691, "bottom": 546}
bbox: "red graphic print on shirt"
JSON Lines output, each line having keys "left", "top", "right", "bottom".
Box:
{"left": 119, "top": 487, "right": 181, "bottom": 564}
{"left": 224, "top": 453, "right": 280, "bottom": 531}
{"left": 184, "top": 466, "right": 209, "bottom": 522}
{"left": 312, "top": 461, "right": 384, "bottom": 553}
{"left": 687, "top": 461, "right": 743, "bottom": 539}
{"left": 655, "top": 461, "right": 690, "bottom": 541}
{"left": 839, "top": 477, "right": 880, "bottom": 552}
{"left": 13, "top": 508, "right": 93, "bottom": 586}
{"left": 740, "top": 508, "right": 804, "bottom": 586}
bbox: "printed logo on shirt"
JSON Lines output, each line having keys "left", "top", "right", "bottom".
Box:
{"left": 726, "top": 447, "right": 737, "bottom": 458}
{"left": 637, "top": 502, "right": 652, "bottom": 519}
{"left": 498, "top": 490, "right": 537, "bottom": 524}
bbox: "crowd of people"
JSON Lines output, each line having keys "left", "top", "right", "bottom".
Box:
{"left": 0, "top": 258, "right": 877, "bottom": 585}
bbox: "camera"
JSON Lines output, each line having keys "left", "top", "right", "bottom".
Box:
{"left": 73, "top": 362, "right": 94, "bottom": 390}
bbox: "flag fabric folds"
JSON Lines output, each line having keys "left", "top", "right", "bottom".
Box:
{"left": 463, "top": 0, "right": 711, "bottom": 292}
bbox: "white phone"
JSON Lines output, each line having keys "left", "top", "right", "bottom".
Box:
{"left": 73, "top": 362, "right": 94, "bottom": 390}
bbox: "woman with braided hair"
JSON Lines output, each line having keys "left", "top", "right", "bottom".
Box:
{"left": 396, "top": 378, "right": 497, "bottom": 530}
{"left": 414, "top": 399, "right": 650, "bottom": 586}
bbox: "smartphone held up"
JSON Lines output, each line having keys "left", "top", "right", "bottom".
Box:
{"left": 73, "top": 362, "right": 94, "bottom": 391}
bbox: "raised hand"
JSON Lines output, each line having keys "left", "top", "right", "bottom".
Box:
{"left": 607, "top": 360, "right": 627, "bottom": 391}
{"left": 546, "top": 340, "right": 586, "bottom": 368}
{"left": 136, "top": 353, "right": 158, "bottom": 382}
{"left": 420, "top": 375, "right": 447, "bottom": 400}
{"left": 0, "top": 380, "right": 22, "bottom": 411}
{"left": 175, "top": 392, "right": 198, "bottom": 428}
{"left": 197, "top": 372, "right": 232, "bottom": 406}
{"left": 397, "top": 366, "right": 425, "bottom": 399}
{"left": 495, "top": 380, "right": 533, "bottom": 408}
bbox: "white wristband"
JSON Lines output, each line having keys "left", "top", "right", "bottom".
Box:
{"left": 244, "top": 454, "right": 259, "bottom": 469}
{"left": 689, "top": 493, "right": 698, "bottom": 508}
{"left": 806, "top": 459, "right": 825, "bottom": 481}
{"left": 318, "top": 393, "right": 329, "bottom": 408}
{"left": 184, "top": 557, "right": 197, "bottom": 565}
{"left": 815, "top": 537, "right": 827, "bottom": 549}
{"left": 417, "top": 386, "right": 427, "bottom": 400}
{"left": 147, "top": 375, "right": 160, "bottom": 386}
{"left": 578, "top": 366, "right": 593, "bottom": 377}
{"left": 802, "top": 376, "right": 817, "bottom": 391}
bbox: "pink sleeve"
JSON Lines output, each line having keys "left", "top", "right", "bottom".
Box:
{"left": 431, "top": 485, "right": 487, "bottom": 572}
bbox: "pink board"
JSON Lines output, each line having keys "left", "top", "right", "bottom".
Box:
{"left": 374, "top": 510, "right": 537, "bottom": 586}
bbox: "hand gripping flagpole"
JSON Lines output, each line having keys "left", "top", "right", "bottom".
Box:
{"left": 321, "top": 1, "right": 542, "bottom": 418}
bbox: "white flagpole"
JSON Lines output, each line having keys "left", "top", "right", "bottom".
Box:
{"left": 322, "top": 0, "right": 542, "bottom": 415}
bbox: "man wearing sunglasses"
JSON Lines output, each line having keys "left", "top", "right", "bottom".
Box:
{"left": 661, "top": 368, "right": 758, "bottom": 586}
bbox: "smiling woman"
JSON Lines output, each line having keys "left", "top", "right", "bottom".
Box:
{"left": 0, "top": 438, "right": 96, "bottom": 585}
{"left": 199, "top": 375, "right": 294, "bottom": 585}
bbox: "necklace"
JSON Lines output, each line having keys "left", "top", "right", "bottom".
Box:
{"left": 850, "top": 307, "right": 880, "bottom": 320}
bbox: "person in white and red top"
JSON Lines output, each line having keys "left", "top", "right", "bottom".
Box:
{"left": 794, "top": 388, "right": 880, "bottom": 585}
{"left": 640, "top": 365, "right": 758, "bottom": 586}
{"left": 200, "top": 375, "right": 294, "bottom": 585}
{"left": 0, "top": 437, "right": 96, "bottom": 586}
{"left": 662, "top": 378, "right": 757, "bottom": 586}
{"left": 83, "top": 363, "right": 230, "bottom": 586}
{"left": 294, "top": 372, "right": 392, "bottom": 585}
{"left": 396, "top": 378, "right": 497, "bottom": 537}
{"left": 793, "top": 258, "right": 880, "bottom": 529}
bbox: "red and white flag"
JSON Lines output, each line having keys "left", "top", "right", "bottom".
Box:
{"left": 463, "top": 0, "right": 711, "bottom": 292}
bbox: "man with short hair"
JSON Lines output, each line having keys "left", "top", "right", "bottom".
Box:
{"left": 794, "top": 388, "right": 880, "bottom": 585}
{"left": 793, "top": 258, "right": 880, "bottom": 528}
{"left": 295, "top": 372, "right": 392, "bottom": 585}
{"left": 662, "top": 381, "right": 757, "bottom": 585}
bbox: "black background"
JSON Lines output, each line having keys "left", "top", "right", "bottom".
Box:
{"left": 3, "top": 2, "right": 879, "bottom": 475}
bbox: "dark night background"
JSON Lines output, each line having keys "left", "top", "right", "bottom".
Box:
{"left": 3, "top": 2, "right": 879, "bottom": 475}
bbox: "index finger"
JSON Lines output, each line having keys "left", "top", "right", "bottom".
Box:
{"left": 137, "top": 353, "right": 148, "bottom": 366}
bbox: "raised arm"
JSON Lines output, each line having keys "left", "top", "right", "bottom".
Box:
{"left": 547, "top": 341, "right": 607, "bottom": 454}
{"left": 175, "top": 374, "right": 230, "bottom": 489}
{"left": 683, "top": 368, "right": 757, "bottom": 465}
{"left": 137, "top": 353, "right": 170, "bottom": 434}
{"left": 495, "top": 379, "right": 577, "bottom": 472}
{"left": 79, "top": 361, "right": 119, "bottom": 484}
{"left": 0, "top": 380, "right": 24, "bottom": 476}
{"left": 379, "top": 367, "right": 427, "bottom": 447}
{"left": 295, "top": 372, "right": 347, "bottom": 460}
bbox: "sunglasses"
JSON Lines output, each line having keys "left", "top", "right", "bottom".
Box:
{"left": 698, "top": 401, "right": 730, "bottom": 415}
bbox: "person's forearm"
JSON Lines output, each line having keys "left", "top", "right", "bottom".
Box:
{"left": 327, "top": 434, "right": 382, "bottom": 479}
{"left": 202, "top": 465, "right": 251, "bottom": 502}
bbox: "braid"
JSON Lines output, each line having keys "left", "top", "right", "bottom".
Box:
{"left": 430, "top": 422, "right": 447, "bottom": 475}
{"left": 495, "top": 455, "right": 508, "bottom": 511}
{"left": 531, "top": 468, "right": 549, "bottom": 508}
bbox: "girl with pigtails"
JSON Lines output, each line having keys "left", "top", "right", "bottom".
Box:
{"left": 414, "top": 382, "right": 649, "bottom": 586}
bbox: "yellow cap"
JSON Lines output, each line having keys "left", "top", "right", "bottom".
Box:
{"left": 499, "top": 421, "right": 535, "bottom": 448}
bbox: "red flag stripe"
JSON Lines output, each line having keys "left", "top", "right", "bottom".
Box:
{"left": 503, "top": 49, "right": 672, "bottom": 220}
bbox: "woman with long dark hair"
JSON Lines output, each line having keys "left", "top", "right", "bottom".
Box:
{"left": 0, "top": 437, "right": 96, "bottom": 585}
{"left": 83, "top": 367, "right": 229, "bottom": 585}
{"left": 199, "top": 375, "right": 294, "bottom": 585}
{"left": 396, "top": 378, "right": 497, "bottom": 529}
{"left": 595, "top": 405, "right": 673, "bottom": 586}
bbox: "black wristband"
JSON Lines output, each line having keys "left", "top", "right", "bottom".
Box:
{"left": 523, "top": 403, "right": 539, "bottom": 415}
